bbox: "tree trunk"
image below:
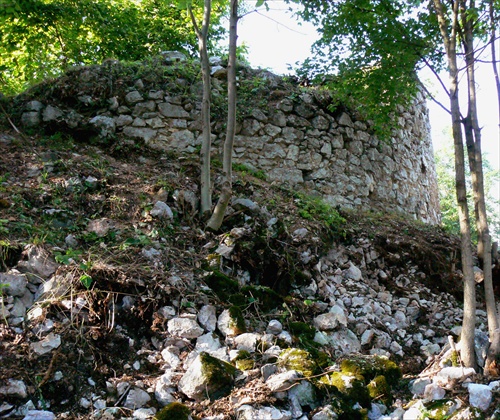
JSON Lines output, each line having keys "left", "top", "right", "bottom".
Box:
{"left": 432, "top": 0, "right": 477, "bottom": 369}
{"left": 206, "top": 0, "right": 238, "bottom": 231}
{"left": 189, "top": 0, "right": 213, "bottom": 218}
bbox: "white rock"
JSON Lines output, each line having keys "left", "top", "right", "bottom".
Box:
{"left": 314, "top": 306, "right": 346, "bottom": 331}
{"left": 467, "top": 383, "right": 492, "bottom": 411}
{"left": 277, "top": 330, "right": 293, "bottom": 344}
{"left": 361, "top": 329, "right": 374, "bottom": 346}
{"left": 31, "top": 333, "right": 61, "bottom": 355}
{"left": 167, "top": 317, "right": 204, "bottom": 339}
{"left": 178, "top": 353, "right": 235, "bottom": 401}
{"left": 80, "top": 398, "right": 91, "bottom": 409}
{"left": 198, "top": 305, "right": 217, "bottom": 331}
{"left": 150, "top": 201, "right": 174, "bottom": 219}
{"left": 124, "top": 387, "right": 151, "bottom": 409}
{"left": 368, "top": 403, "right": 386, "bottom": 420}
{"left": 161, "top": 347, "right": 181, "bottom": 369}
{"left": 434, "top": 367, "right": 476, "bottom": 387}
{"left": 234, "top": 333, "right": 261, "bottom": 352}
{"left": 311, "top": 406, "right": 338, "bottom": 420}
{"left": 288, "top": 380, "right": 316, "bottom": 416}
{"left": 154, "top": 371, "right": 178, "bottom": 406}
{"left": 261, "top": 364, "right": 278, "bottom": 381}
{"left": 23, "top": 410, "right": 55, "bottom": 420}
{"left": 345, "top": 263, "right": 362, "bottom": 281}
{"left": 0, "top": 379, "right": 27, "bottom": 398}
{"left": 410, "top": 378, "right": 431, "bottom": 396}
{"left": 93, "top": 399, "right": 106, "bottom": 410}
{"left": 403, "top": 400, "right": 425, "bottom": 420}
{"left": 217, "top": 309, "right": 241, "bottom": 337}
{"left": 1, "top": 273, "right": 28, "bottom": 297}
{"left": 133, "top": 408, "right": 157, "bottom": 419}
{"left": 158, "top": 306, "right": 176, "bottom": 319}
{"left": 265, "top": 370, "right": 299, "bottom": 393}
{"left": 196, "top": 333, "right": 223, "bottom": 354}
{"left": 236, "top": 404, "right": 292, "bottom": 420}
{"left": 267, "top": 320, "right": 283, "bottom": 335}
{"left": 326, "top": 329, "right": 361, "bottom": 354}
{"left": 423, "top": 383, "right": 446, "bottom": 401}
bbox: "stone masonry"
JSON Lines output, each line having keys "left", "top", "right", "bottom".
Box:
{"left": 19, "top": 62, "right": 440, "bottom": 223}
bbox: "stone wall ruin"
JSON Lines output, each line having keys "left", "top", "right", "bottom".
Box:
{"left": 17, "top": 61, "right": 441, "bottom": 223}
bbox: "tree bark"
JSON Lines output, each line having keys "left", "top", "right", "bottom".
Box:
{"left": 432, "top": 0, "right": 477, "bottom": 369}
{"left": 189, "top": 0, "right": 213, "bottom": 217}
{"left": 206, "top": 0, "right": 238, "bottom": 231}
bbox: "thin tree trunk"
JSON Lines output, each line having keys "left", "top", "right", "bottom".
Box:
{"left": 460, "top": 0, "right": 500, "bottom": 375}
{"left": 189, "top": 0, "right": 213, "bottom": 217}
{"left": 433, "top": 0, "right": 477, "bottom": 369}
{"left": 206, "top": 0, "right": 238, "bottom": 231}
{"left": 489, "top": 0, "right": 500, "bottom": 140}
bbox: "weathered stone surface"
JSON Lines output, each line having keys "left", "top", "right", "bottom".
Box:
{"left": 90, "top": 115, "right": 116, "bottom": 138}
{"left": 158, "top": 102, "right": 189, "bottom": 118}
{"left": 237, "top": 405, "right": 292, "bottom": 420}
{"left": 124, "top": 387, "right": 151, "bottom": 409}
{"left": 178, "top": 353, "right": 235, "bottom": 401}
{"left": 31, "top": 333, "right": 61, "bottom": 355}
{"left": 467, "top": 383, "right": 492, "bottom": 411}
{"left": 1, "top": 273, "right": 27, "bottom": 297}
{"left": 150, "top": 201, "right": 174, "bottom": 219}
{"left": 123, "top": 126, "right": 157, "bottom": 142}
{"left": 167, "top": 317, "right": 204, "bottom": 339}
{"left": 42, "top": 105, "right": 63, "bottom": 122}
{"left": 198, "top": 305, "right": 217, "bottom": 332}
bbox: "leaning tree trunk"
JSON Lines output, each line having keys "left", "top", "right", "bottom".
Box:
{"left": 433, "top": 0, "right": 477, "bottom": 369}
{"left": 189, "top": 0, "right": 213, "bottom": 217}
{"left": 206, "top": 0, "right": 238, "bottom": 231}
{"left": 461, "top": 2, "right": 500, "bottom": 375}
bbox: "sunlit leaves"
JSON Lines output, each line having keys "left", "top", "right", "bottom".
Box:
{"left": 0, "top": 0, "right": 227, "bottom": 95}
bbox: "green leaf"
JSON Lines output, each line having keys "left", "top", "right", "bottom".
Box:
{"left": 79, "top": 274, "right": 93, "bottom": 289}
{"left": 255, "top": 0, "right": 264, "bottom": 7}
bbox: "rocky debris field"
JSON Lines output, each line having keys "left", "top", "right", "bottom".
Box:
{"left": 0, "top": 122, "right": 500, "bottom": 419}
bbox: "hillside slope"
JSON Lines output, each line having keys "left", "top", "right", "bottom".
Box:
{"left": 0, "top": 63, "right": 499, "bottom": 419}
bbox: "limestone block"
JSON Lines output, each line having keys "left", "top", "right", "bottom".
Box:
{"left": 125, "top": 91, "right": 143, "bottom": 105}
{"left": 167, "top": 317, "right": 204, "bottom": 339}
{"left": 158, "top": 102, "right": 189, "bottom": 118}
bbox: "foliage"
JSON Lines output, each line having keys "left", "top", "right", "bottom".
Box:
{"left": 293, "top": 191, "right": 346, "bottom": 236}
{"left": 0, "top": 0, "right": 226, "bottom": 95}
{"left": 435, "top": 143, "right": 500, "bottom": 241}
{"left": 294, "top": 0, "right": 443, "bottom": 138}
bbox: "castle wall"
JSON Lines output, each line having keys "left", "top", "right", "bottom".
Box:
{"left": 19, "top": 70, "right": 441, "bottom": 223}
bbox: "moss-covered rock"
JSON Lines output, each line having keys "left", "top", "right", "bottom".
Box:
{"left": 421, "top": 399, "right": 468, "bottom": 419}
{"left": 278, "top": 348, "right": 316, "bottom": 377}
{"left": 228, "top": 305, "right": 246, "bottom": 335}
{"left": 320, "top": 371, "right": 371, "bottom": 408}
{"left": 367, "top": 375, "right": 392, "bottom": 405}
{"left": 233, "top": 350, "right": 255, "bottom": 371}
{"left": 203, "top": 270, "right": 239, "bottom": 301}
{"left": 178, "top": 352, "right": 237, "bottom": 401}
{"left": 200, "top": 352, "right": 237, "bottom": 400}
{"left": 155, "top": 402, "right": 191, "bottom": 420}
{"left": 340, "top": 355, "right": 401, "bottom": 386}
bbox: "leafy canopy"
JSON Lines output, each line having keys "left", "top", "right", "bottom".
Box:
{"left": 0, "top": 0, "right": 226, "bottom": 95}
{"left": 295, "top": 0, "right": 444, "bottom": 137}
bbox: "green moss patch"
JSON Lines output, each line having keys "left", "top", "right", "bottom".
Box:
{"left": 155, "top": 402, "right": 191, "bottom": 420}
{"left": 340, "top": 355, "right": 401, "bottom": 386}
{"left": 367, "top": 375, "right": 392, "bottom": 405}
{"left": 320, "top": 372, "right": 371, "bottom": 408}
{"left": 278, "top": 348, "right": 316, "bottom": 377}
{"left": 200, "top": 352, "right": 237, "bottom": 400}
